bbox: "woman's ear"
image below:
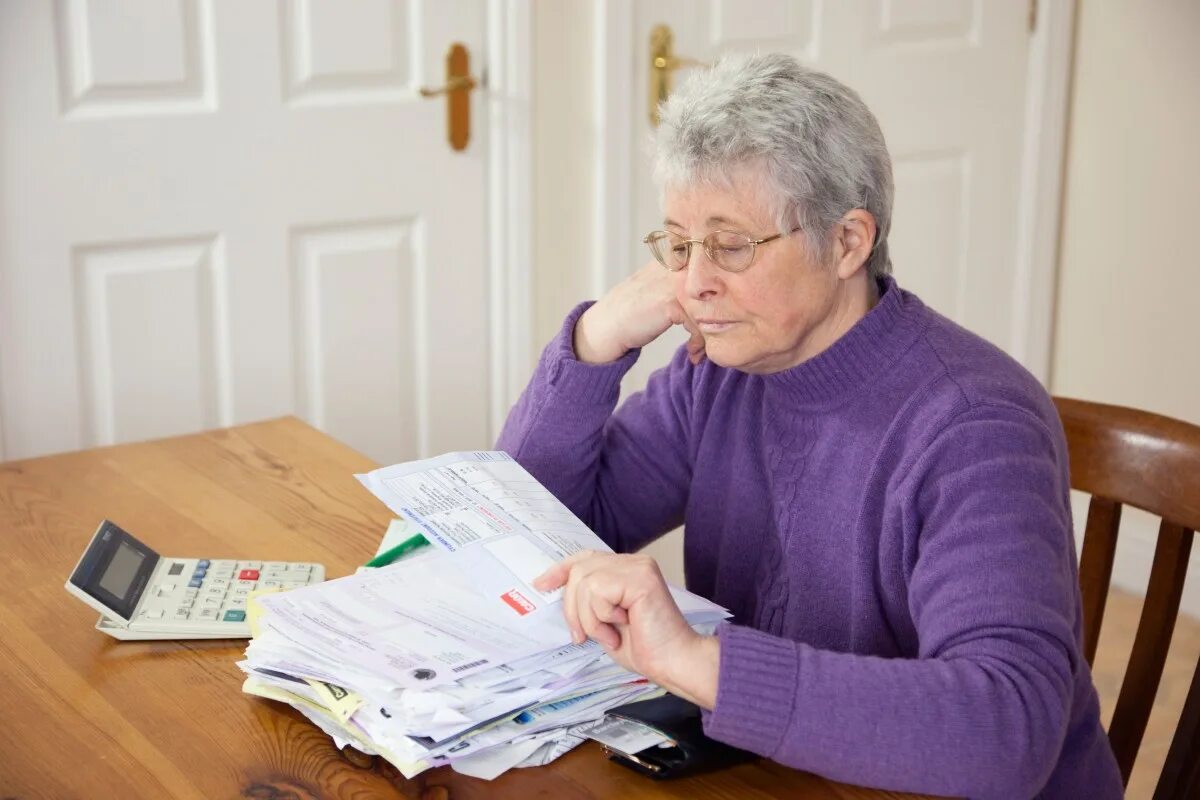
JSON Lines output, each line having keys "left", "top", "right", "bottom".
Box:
{"left": 833, "top": 209, "right": 877, "bottom": 280}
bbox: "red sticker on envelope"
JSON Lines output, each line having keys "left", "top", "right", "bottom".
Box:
{"left": 500, "top": 589, "right": 535, "bottom": 616}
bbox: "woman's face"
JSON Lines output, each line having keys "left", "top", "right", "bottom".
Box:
{"left": 663, "top": 179, "right": 858, "bottom": 374}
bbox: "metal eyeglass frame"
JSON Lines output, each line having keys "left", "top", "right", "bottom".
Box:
{"left": 642, "top": 227, "right": 802, "bottom": 273}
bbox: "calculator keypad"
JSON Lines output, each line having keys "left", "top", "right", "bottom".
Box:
{"left": 138, "top": 559, "right": 322, "bottom": 625}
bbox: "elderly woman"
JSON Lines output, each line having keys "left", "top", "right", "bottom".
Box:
{"left": 502, "top": 54, "right": 1121, "bottom": 798}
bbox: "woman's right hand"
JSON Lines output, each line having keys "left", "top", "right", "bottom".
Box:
{"left": 573, "top": 260, "right": 706, "bottom": 365}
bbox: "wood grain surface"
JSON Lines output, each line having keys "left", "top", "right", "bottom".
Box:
{"left": 1054, "top": 396, "right": 1200, "bottom": 796}
{"left": 0, "top": 418, "right": 929, "bottom": 799}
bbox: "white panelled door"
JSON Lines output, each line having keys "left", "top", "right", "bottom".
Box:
{"left": 0, "top": 0, "right": 492, "bottom": 464}
{"left": 610, "top": 1, "right": 1047, "bottom": 580}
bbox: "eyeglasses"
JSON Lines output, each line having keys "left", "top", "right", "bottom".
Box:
{"left": 642, "top": 227, "right": 801, "bottom": 273}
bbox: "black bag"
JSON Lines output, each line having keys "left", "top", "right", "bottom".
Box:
{"left": 600, "top": 694, "right": 758, "bottom": 779}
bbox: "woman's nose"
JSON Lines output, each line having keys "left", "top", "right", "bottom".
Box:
{"left": 683, "top": 248, "right": 723, "bottom": 299}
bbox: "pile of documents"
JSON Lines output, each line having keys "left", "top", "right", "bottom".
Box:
{"left": 238, "top": 452, "right": 730, "bottom": 779}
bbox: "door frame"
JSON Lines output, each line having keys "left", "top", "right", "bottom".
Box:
{"left": 591, "top": 0, "right": 1077, "bottom": 385}
{"left": 1009, "top": 0, "right": 1076, "bottom": 383}
{"left": 487, "top": 0, "right": 534, "bottom": 439}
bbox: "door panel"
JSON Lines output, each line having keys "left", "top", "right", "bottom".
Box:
{"left": 74, "top": 235, "right": 226, "bottom": 446}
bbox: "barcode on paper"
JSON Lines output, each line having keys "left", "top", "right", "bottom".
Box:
{"left": 452, "top": 658, "right": 490, "bottom": 673}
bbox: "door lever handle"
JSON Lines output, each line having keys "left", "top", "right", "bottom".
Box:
{"left": 649, "top": 24, "right": 708, "bottom": 126}
{"left": 419, "top": 76, "right": 477, "bottom": 97}
{"left": 418, "top": 43, "right": 478, "bottom": 151}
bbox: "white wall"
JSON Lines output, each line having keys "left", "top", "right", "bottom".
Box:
{"left": 1051, "top": 0, "right": 1200, "bottom": 614}
{"left": 532, "top": 0, "right": 597, "bottom": 351}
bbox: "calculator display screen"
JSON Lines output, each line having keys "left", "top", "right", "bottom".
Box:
{"left": 68, "top": 520, "right": 160, "bottom": 620}
{"left": 98, "top": 541, "right": 145, "bottom": 597}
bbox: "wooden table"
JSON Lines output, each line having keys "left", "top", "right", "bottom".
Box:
{"left": 0, "top": 418, "right": 928, "bottom": 799}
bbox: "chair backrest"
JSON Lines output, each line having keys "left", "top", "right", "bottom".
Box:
{"left": 1054, "top": 396, "right": 1200, "bottom": 797}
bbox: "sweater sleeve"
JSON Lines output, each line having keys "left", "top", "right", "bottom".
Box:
{"left": 702, "top": 403, "right": 1082, "bottom": 800}
{"left": 496, "top": 302, "right": 694, "bottom": 553}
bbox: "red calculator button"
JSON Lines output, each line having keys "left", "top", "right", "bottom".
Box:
{"left": 238, "top": 569, "right": 260, "bottom": 581}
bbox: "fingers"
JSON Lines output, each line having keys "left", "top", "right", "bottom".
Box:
{"left": 560, "top": 560, "right": 584, "bottom": 644}
{"left": 554, "top": 554, "right": 592, "bottom": 642}
{"left": 576, "top": 262, "right": 677, "bottom": 362}
{"left": 533, "top": 549, "right": 596, "bottom": 591}
{"left": 665, "top": 299, "right": 691, "bottom": 330}
{"left": 542, "top": 552, "right": 672, "bottom": 655}
{"left": 686, "top": 331, "right": 706, "bottom": 365}
{"left": 677, "top": 305, "right": 701, "bottom": 337}
{"left": 541, "top": 551, "right": 630, "bottom": 647}
{"left": 590, "top": 592, "right": 629, "bottom": 648}
{"left": 532, "top": 561, "right": 570, "bottom": 592}
{"left": 671, "top": 304, "right": 707, "bottom": 366}
{"left": 577, "top": 587, "right": 621, "bottom": 649}
{"left": 539, "top": 550, "right": 602, "bottom": 644}
{"left": 592, "top": 622, "right": 621, "bottom": 650}
{"left": 597, "top": 602, "right": 629, "bottom": 625}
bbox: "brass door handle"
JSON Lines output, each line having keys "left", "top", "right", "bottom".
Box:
{"left": 649, "top": 24, "right": 707, "bottom": 126}
{"left": 419, "top": 43, "right": 478, "bottom": 151}
{"left": 419, "top": 76, "right": 477, "bottom": 97}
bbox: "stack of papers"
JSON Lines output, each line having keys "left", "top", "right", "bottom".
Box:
{"left": 238, "top": 452, "right": 730, "bottom": 780}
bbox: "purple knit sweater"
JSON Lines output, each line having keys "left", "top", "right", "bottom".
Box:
{"left": 497, "top": 278, "right": 1122, "bottom": 799}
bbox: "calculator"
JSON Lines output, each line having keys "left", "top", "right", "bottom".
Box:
{"left": 65, "top": 519, "right": 325, "bottom": 640}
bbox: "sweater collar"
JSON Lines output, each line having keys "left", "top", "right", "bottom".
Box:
{"left": 759, "top": 276, "right": 924, "bottom": 405}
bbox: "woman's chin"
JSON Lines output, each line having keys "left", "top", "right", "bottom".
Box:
{"left": 702, "top": 345, "right": 751, "bottom": 372}
{"left": 705, "top": 343, "right": 802, "bottom": 375}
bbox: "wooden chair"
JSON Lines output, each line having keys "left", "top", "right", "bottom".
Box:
{"left": 1054, "top": 396, "right": 1200, "bottom": 798}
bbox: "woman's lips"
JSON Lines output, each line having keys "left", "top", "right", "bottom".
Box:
{"left": 696, "top": 320, "right": 738, "bottom": 333}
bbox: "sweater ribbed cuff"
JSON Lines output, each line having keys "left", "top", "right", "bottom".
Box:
{"left": 547, "top": 301, "right": 639, "bottom": 404}
{"left": 702, "top": 623, "right": 800, "bottom": 758}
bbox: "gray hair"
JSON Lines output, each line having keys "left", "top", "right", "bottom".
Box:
{"left": 653, "top": 53, "right": 894, "bottom": 279}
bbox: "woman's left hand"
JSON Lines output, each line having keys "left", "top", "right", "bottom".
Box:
{"left": 533, "top": 551, "right": 719, "bottom": 707}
